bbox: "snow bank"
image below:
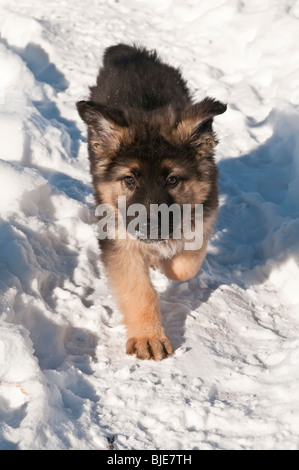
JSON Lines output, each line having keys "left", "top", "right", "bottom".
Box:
{"left": 0, "top": 0, "right": 299, "bottom": 450}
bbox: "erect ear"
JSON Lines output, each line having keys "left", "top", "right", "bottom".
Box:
{"left": 172, "top": 97, "right": 227, "bottom": 150}
{"left": 76, "top": 100, "right": 130, "bottom": 152}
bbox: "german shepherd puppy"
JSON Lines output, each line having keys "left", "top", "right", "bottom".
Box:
{"left": 76, "top": 44, "right": 226, "bottom": 360}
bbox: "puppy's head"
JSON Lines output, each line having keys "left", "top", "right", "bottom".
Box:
{"left": 76, "top": 98, "right": 226, "bottom": 241}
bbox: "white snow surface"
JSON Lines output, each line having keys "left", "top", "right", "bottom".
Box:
{"left": 0, "top": 0, "right": 299, "bottom": 450}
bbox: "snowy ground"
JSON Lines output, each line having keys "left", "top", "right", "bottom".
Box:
{"left": 0, "top": 0, "right": 299, "bottom": 450}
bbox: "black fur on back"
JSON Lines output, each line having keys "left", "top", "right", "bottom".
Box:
{"left": 89, "top": 44, "right": 191, "bottom": 112}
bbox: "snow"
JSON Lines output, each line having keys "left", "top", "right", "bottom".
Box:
{"left": 0, "top": 0, "right": 299, "bottom": 450}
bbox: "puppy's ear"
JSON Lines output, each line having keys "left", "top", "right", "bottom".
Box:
{"left": 76, "top": 100, "right": 130, "bottom": 152}
{"left": 172, "top": 98, "right": 227, "bottom": 153}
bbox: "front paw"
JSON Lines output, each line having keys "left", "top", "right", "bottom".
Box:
{"left": 126, "top": 335, "right": 173, "bottom": 361}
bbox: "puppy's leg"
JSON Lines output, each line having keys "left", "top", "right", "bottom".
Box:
{"left": 159, "top": 243, "right": 208, "bottom": 282}
{"left": 103, "top": 240, "right": 173, "bottom": 360}
{"left": 160, "top": 214, "right": 216, "bottom": 281}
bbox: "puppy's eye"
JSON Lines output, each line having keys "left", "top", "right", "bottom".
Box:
{"left": 124, "top": 176, "right": 136, "bottom": 188}
{"left": 166, "top": 176, "right": 179, "bottom": 188}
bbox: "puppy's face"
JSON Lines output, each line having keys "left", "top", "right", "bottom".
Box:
{"left": 77, "top": 99, "right": 226, "bottom": 241}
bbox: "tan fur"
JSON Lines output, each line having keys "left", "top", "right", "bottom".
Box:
{"left": 172, "top": 119, "right": 197, "bottom": 144}
{"left": 159, "top": 213, "right": 216, "bottom": 281}
{"left": 167, "top": 121, "right": 218, "bottom": 150}
{"left": 104, "top": 238, "right": 173, "bottom": 360}
{"left": 96, "top": 181, "right": 120, "bottom": 206}
{"left": 91, "top": 123, "right": 133, "bottom": 151}
{"left": 179, "top": 180, "right": 212, "bottom": 205}
{"left": 162, "top": 108, "right": 218, "bottom": 151}
{"left": 159, "top": 243, "right": 208, "bottom": 281}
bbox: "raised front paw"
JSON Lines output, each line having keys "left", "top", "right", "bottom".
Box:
{"left": 126, "top": 335, "right": 173, "bottom": 361}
